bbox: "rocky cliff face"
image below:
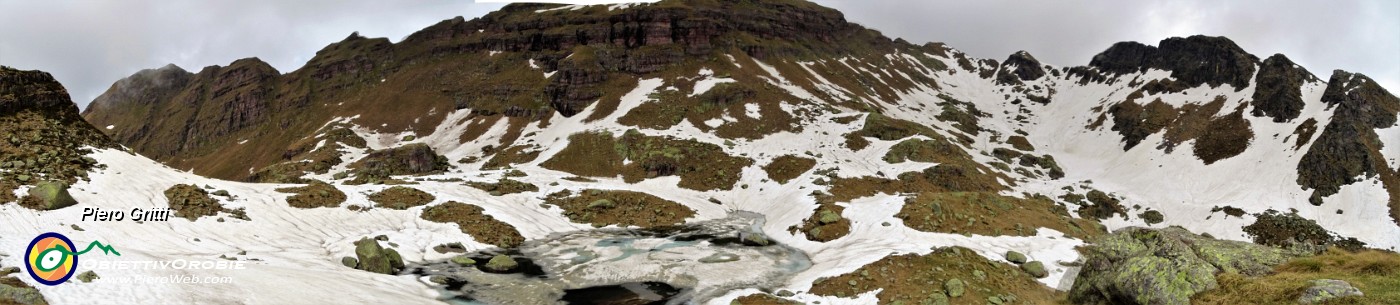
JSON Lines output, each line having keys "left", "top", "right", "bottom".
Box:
{"left": 82, "top": 0, "right": 902, "bottom": 181}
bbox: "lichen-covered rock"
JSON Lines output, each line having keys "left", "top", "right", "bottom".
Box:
{"left": 340, "top": 256, "right": 358, "bottom": 268}
{"left": 450, "top": 255, "right": 476, "bottom": 266}
{"left": 352, "top": 237, "right": 402, "bottom": 275}
{"left": 484, "top": 254, "right": 518, "bottom": 272}
{"left": 76, "top": 270, "right": 98, "bottom": 283}
{"left": 1005, "top": 251, "right": 1027, "bottom": 264}
{"left": 943, "top": 278, "right": 965, "bottom": 297}
{"left": 1070, "top": 226, "right": 1296, "bottom": 305}
{"left": 22, "top": 180, "right": 76, "bottom": 210}
{"left": 1020, "top": 261, "right": 1048, "bottom": 278}
{"left": 1297, "top": 279, "right": 1363, "bottom": 304}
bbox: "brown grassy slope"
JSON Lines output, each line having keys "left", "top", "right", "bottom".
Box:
{"left": 810, "top": 247, "right": 1061, "bottom": 304}
{"left": 544, "top": 189, "right": 695, "bottom": 228}
{"left": 1194, "top": 248, "right": 1400, "bottom": 305}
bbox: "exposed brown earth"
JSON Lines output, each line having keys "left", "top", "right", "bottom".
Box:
{"left": 368, "top": 186, "right": 436, "bottom": 209}
{"left": 544, "top": 189, "right": 695, "bottom": 228}
{"left": 762, "top": 155, "right": 816, "bottom": 184}
{"left": 421, "top": 201, "right": 525, "bottom": 248}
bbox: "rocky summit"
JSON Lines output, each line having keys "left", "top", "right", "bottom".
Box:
{"left": 2, "top": 1, "right": 1399, "bottom": 305}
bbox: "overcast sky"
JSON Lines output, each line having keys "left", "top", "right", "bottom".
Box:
{"left": 0, "top": 0, "right": 1395, "bottom": 109}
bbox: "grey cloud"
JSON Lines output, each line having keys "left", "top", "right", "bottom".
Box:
{"left": 0, "top": 0, "right": 1395, "bottom": 110}
{"left": 812, "top": 0, "right": 1399, "bottom": 93}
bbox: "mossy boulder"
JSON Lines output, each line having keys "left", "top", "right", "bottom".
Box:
{"left": 1005, "top": 251, "right": 1027, "bottom": 264}
{"left": 450, "top": 255, "right": 476, "bottom": 266}
{"left": 484, "top": 254, "right": 518, "bottom": 272}
{"left": 351, "top": 238, "right": 403, "bottom": 275}
{"left": 22, "top": 180, "right": 76, "bottom": 210}
{"left": 943, "top": 278, "right": 965, "bottom": 297}
{"left": 1070, "top": 226, "right": 1296, "bottom": 305}
{"left": 1020, "top": 261, "right": 1047, "bottom": 278}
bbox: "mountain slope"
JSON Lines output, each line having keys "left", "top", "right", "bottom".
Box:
{"left": 7, "top": 0, "right": 1394, "bottom": 304}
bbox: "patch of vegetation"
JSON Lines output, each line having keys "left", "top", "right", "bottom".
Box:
{"left": 934, "top": 94, "right": 986, "bottom": 136}
{"left": 1138, "top": 209, "right": 1165, "bottom": 225}
{"left": 540, "top": 130, "right": 752, "bottom": 191}
{"left": 465, "top": 178, "right": 539, "bottom": 196}
{"left": 421, "top": 201, "right": 525, "bottom": 248}
{"left": 368, "top": 186, "right": 435, "bottom": 210}
{"left": 762, "top": 155, "right": 816, "bottom": 184}
{"left": 544, "top": 189, "right": 695, "bottom": 228}
{"left": 1243, "top": 210, "right": 1367, "bottom": 252}
{"left": 810, "top": 246, "right": 1061, "bottom": 304}
{"left": 843, "top": 113, "right": 940, "bottom": 151}
{"left": 1006, "top": 135, "right": 1035, "bottom": 151}
{"left": 164, "top": 184, "right": 247, "bottom": 221}
{"left": 790, "top": 195, "right": 851, "bottom": 242}
{"left": 897, "top": 192, "right": 1103, "bottom": 239}
{"left": 731, "top": 293, "right": 801, "bottom": 305}
{"left": 1108, "top": 95, "right": 1254, "bottom": 165}
{"left": 480, "top": 144, "right": 541, "bottom": 170}
{"left": 1076, "top": 190, "right": 1127, "bottom": 220}
{"left": 1194, "top": 248, "right": 1400, "bottom": 305}
{"left": 274, "top": 180, "right": 346, "bottom": 209}
{"left": 1290, "top": 118, "right": 1319, "bottom": 150}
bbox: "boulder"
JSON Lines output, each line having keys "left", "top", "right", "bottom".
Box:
{"left": 352, "top": 238, "right": 402, "bottom": 275}
{"left": 943, "top": 278, "right": 965, "bottom": 297}
{"left": 484, "top": 254, "right": 518, "bottom": 272}
{"left": 1069, "top": 226, "right": 1295, "bottom": 305}
{"left": 25, "top": 181, "right": 77, "bottom": 210}
{"left": 1005, "top": 251, "right": 1027, "bottom": 264}
{"left": 450, "top": 256, "right": 476, "bottom": 267}
{"left": 1020, "top": 261, "right": 1048, "bottom": 278}
{"left": 76, "top": 271, "right": 98, "bottom": 283}
{"left": 1297, "top": 279, "right": 1363, "bottom": 304}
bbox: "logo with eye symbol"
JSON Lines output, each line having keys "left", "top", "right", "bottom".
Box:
{"left": 24, "top": 232, "right": 121, "bottom": 286}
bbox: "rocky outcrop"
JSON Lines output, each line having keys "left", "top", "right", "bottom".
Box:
{"left": 1, "top": 66, "right": 113, "bottom": 208}
{"left": 1090, "top": 35, "right": 1259, "bottom": 89}
{"left": 348, "top": 143, "right": 450, "bottom": 183}
{"left": 1296, "top": 70, "right": 1399, "bottom": 208}
{"left": 1070, "top": 226, "right": 1296, "bottom": 305}
{"left": 1250, "top": 54, "right": 1315, "bottom": 122}
{"left": 996, "top": 51, "right": 1045, "bottom": 85}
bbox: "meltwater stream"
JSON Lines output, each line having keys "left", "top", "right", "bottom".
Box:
{"left": 407, "top": 212, "right": 811, "bottom": 305}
